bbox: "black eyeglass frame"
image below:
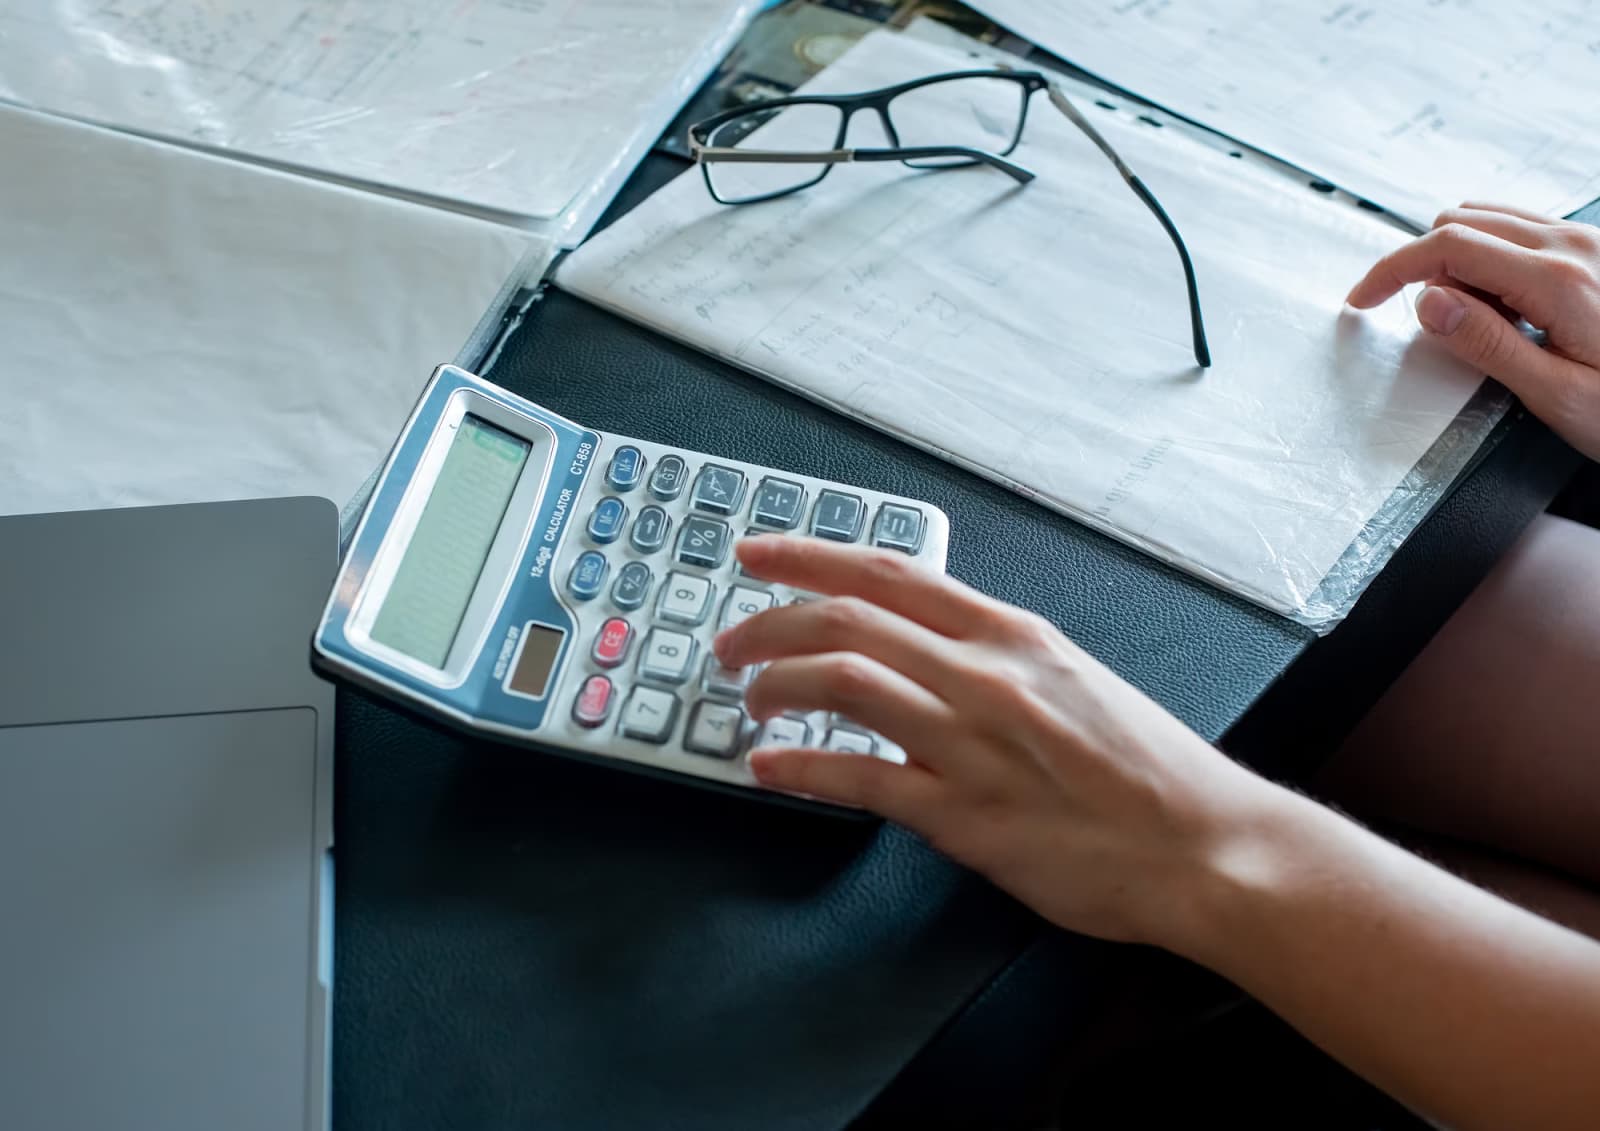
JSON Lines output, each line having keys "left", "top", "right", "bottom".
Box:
{"left": 688, "top": 68, "right": 1211, "bottom": 368}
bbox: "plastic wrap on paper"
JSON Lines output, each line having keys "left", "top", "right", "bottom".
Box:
{"left": 0, "top": 0, "right": 761, "bottom": 234}
{"left": 557, "top": 29, "right": 1502, "bottom": 632}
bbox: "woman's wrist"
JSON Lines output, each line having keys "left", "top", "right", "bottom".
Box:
{"left": 1157, "top": 773, "right": 1335, "bottom": 970}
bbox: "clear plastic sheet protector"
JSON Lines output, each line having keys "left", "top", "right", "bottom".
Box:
{"left": 558, "top": 28, "right": 1507, "bottom": 632}
{"left": 0, "top": 0, "right": 762, "bottom": 239}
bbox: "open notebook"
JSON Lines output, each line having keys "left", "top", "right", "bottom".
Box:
{"left": 557, "top": 28, "right": 1501, "bottom": 630}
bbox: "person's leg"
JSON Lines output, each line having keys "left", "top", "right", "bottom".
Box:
{"left": 1315, "top": 513, "right": 1600, "bottom": 887}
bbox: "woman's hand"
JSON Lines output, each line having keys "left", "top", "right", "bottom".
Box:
{"left": 713, "top": 534, "right": 1278, "bottom": 950}
{"left": 1347, "top": 202, "right": 1600, "bottom": 460}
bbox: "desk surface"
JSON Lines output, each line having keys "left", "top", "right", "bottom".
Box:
{"left": 330, "top": 158, "right": 1591, "bottom": 1130}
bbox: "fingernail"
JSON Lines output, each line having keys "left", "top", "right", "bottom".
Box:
{"left": 1416, "top": 286, "right": 1466, "bottom": 336}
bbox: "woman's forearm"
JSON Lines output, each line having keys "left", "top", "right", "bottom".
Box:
{"left": 1174, "top": 783, "right": 1600, "bottom": 1131}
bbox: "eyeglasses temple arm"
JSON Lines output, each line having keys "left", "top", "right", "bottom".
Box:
{"left": 692, "top": 139, "right": 1035, "bottom": 186}
{"left": 852, "top": 146, "right": 1035, "bottom": 185}
{"left": 1047, "top": 84, "right": 1212, "bottom": 368}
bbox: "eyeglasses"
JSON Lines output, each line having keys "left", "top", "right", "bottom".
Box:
{"left": 688, "top": 69, "right": 1211, "bottom": 369}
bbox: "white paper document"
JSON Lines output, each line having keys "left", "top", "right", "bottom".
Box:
{"left": 0, "top": 0, "right": 757, "bottom": 229}
{"left": 0, "top": 103, "right": 538, "bottom": 519}
{"left": 970, "top": 0, "right": 1600, "bottom": 228}
{"left": 558, "top": 31, "right": 1491, "bottom": 626}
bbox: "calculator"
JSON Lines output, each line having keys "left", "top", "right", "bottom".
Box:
{"left": 312, "top": 365, "right": 949, "bottom": 811}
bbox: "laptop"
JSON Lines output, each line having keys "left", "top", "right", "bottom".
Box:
{"left": 0, "top": 497, "right": 336, "bottom": 1131}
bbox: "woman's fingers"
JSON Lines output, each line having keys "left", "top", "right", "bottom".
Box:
{"left": 1454, "top": 200, "right": 1560, "bottom": 224}
{"left": 715, "top": 596, "right": 967, "bottom": 702}
{"left": 1346, "top": 223, "right": 1556, "bottom": 313}
{"left": 1432, "top": 206, "right": 1553, "bottom": 250}
{"left": 743, "top": 651, "right": 961, "bottom": 766}
{"left": 734, "top": 536, "right": 1001, "bottom": 640}
{"left": 1414, "top": 284, "right": 1592, "bottom": 425}
{"left": 748, "top": 747, "right": 943, "bottom": 824}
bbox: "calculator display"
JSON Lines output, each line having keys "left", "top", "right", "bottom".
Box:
{"left": 370, "top": 415, "right": 530, "bottom": 666}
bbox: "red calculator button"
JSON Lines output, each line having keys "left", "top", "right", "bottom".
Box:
{"left": 572, "top": 675, "right": 614, "bottom": 728}
{"left": 592, "top": 617, "right": 634, "bottom": 669}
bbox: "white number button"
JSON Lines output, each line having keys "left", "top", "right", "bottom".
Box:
{"left": 685, "top": 701, "right": 745, "bottom": 759}
{"left": 656, "top": 572, "right": 713, "bottom": 626}
{"left": 718, "top": 586, "right": 774, "bottom": 631}
{"left": 702, "top": 655, "right": 754, "bottom": 699}
{"left": 753, "top": 716, "right": 811, "bottom": 749}
{"left": 822, "top": 728, "right": 876, "bottom": 755}
{"left": 638, "top": 628, "right": 696, "bottom": 684}
{"left": 619, "top": 686, "right": 679, "bottom": 744}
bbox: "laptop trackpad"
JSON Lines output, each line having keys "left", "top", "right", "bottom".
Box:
{"left": 0, "top": 708, "right": 320, "bottom": 1131}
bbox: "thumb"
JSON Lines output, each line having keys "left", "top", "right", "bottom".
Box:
{"left": 1414, "top": 285, "right": 1585, "bottom": 422}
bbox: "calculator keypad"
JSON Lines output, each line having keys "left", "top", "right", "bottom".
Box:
{"left": 591, "top": 617, "right": 633, "bottom": 669}
{"left": 587, "top": 496, "right": 627, "bottom": 544}
{"left": 755, "top": 716, "right": 811, "bottom": 749}
{"left": 630, "top": 505, "right": 671, "bottom": 554}
{"left": 751, "top": 477, "right": 805, "bottom": 529}
{"left": 685, "top": 701, "right": 745, "bottom": 759}
{"left": 606, "top": 446, "right": 645, "bottom": 491}
{"left": 649, "top": 455, "right": 688, "bottom": 501}
{"left": 691, "top": 464, "right": 747, "bottom": 516}
{"left": 657, "top": 572, "right": 713, "bottom": 626}
{"left": 701, "top": 655, "right": 753, "bottom": 699}
{"left": 638, "top": 628, "right": 696, "bottom": 684}
{"left": 719, "top": 586, "right": 774, "bottom": 631}
{"left": 676, "top": 515, "right": 732, "bottom": 569}
{"left": 555, "top": 438, "right": 940, "bottom": 804}
{"left": 572, "top": 675, "right": 615, "bottom": 728}
{"left": 620, "top": 686, "right": 679, "bottom": 743}
{"left": 568, "top": 551, "right": 608, "bottom": 601}
{"left": 872, "top": 503, "right": 925, "bottom": 554}
{"left": 611, "top": 561, "right": 652, "bottom": 611}
{"left": 811, "top": 490, "right": 865, "bottom": 542}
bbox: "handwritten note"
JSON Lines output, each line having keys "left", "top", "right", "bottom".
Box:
{"left": 971, "top": 0, "right": 1600, "bottom": 226}
{"left": 0, "top": 0, "right": 757, "bottom": 229}
{"left": 558, "top": 30, "right": 1495, "bottom": 627}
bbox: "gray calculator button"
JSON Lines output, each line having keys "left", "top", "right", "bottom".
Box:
{"left": 657, "top": 571, "right": 713, "bottom": 626}
{"left": 586, "top": 496, "right": 627, "bottom": 544}
{"left": 735, "top": 528, "right": 773, "bottom": 580}
{"left": 702, "top": 655, "right": 754, "bottom": 699}
{"left": 871, "top": 504, "right": 925, "bottom": 554}
{"left": 606, "top": 446, "right": 645, "bottom": 492}
{"left": 619, "top": 686, "right": 679, "bottom": 744}
{"left": 754, "top": 716, "right": 811, "bottom": 749}
{"left": 751, "top": 477, "right": 805, "bottom": 529}
{"left": 638, "top": 628, "right": 696, "bottom": 685}
{"left": 649, "top": 454, "right": 688, "bottom": 501}
{"left": 676, "top": 515, "right": 731, "bottom": 569}
{"left": 823, "top": 728, "right": 877, "bottom": 755}
{"left": 690, "top": 463, "right": 747, "bottom": 516}
{"left": 811, "top": 490, "right": 864, "bottom": 542}
{"left": 685, "top": 701, "right": 745, "bottom": 760}
{"left": 611, "top": 560, "right": 652, "bottom": 611}
{"left": 630, "top": 505, "right": 671, "bottom": 554}
{"left": 719, "top": 585, "right": 774, "bottom": 631}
